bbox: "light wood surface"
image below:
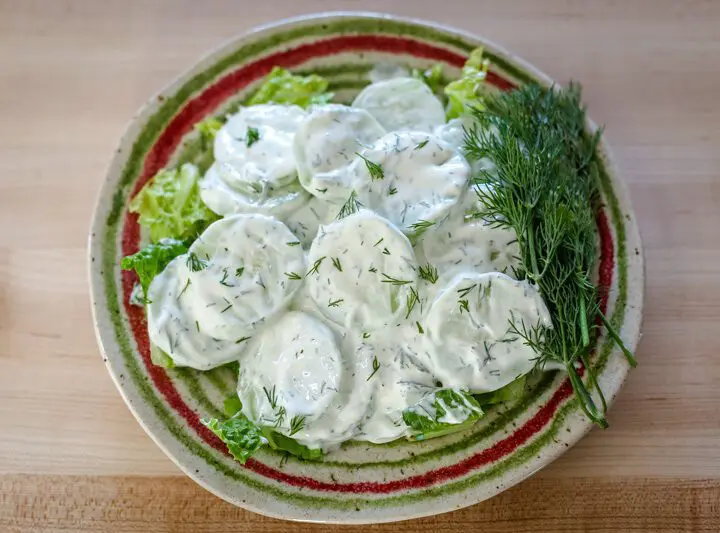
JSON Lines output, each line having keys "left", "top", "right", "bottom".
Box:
{"left": 1, "top": 0, "right": 719, "bottom": 531}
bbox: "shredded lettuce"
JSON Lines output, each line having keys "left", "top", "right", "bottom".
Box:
{"left": 474, "top": 375, "right": 528, "bottom": 407}
{"left": 120, "top": 238, "right": 188, "bottom": 296}
{"left": 129, "top": 163, "right": 218, "bottom": 243}
{"left": 403, "top": 389, "right": 484, "bottom": 441}
{"left": 444, "top": 47, "right": 490, "bottom": 119}
{"left": 201, "top": 413, "right": 267, "bottom": 464}
{"left": 248, "top": 67, "right": 333, "bottom": 108}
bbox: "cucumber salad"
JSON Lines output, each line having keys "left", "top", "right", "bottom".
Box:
{"left": 122, "top": 50, "right": 634, "bottom": 463}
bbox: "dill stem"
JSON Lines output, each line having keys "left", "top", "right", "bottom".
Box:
{"left": 567, "top": 361, "right": 607, "bottom": 428}
{"left": 580, "top": 352, "right": 608, "bottom": 415}
{"left": 599, "top": 311, "right": 637, "bottom": 367}
{"left": 525, "top": 221, "right": 541, "bottom": 280}
{"left": 579, "top": 294, "right": 590, "bottom": 347}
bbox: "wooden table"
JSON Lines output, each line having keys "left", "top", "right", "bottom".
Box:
{"left": 1, "top": 0, "right": 719, "bottom": 531}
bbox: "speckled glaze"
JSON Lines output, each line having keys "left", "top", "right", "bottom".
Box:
{"left": 88, "top": 12, "right": 644, "bottom": 524}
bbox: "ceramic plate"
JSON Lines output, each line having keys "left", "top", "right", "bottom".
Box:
{"left": 89, "top": 12, "right": 644, "bottom": 524}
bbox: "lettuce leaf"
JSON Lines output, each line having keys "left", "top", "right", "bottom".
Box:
{"left": 403, "top": 389, "right": 484, "bottom": 441}
{"left": 216, "top": 396, "right": 323, "bottom": 462}
{"left": 201, "top": 413, "right": 267, "bottom": 464}
{"left": 248, "top": 67, "right": 333, "bottom": 108}
{"left": 129, "top": 163, "right": 218, "bottom": 243}
{"left": 223, "top": 395, "right": 243, "bottom": 417}
{"left": 120, "top": 238, "right": 188, "bottom": 296}
{"left": 129, "top": 283, "right": 145, "bottom": 307}
{"left": 474, "top": 375, "right": 527, "bottom": 407}
{"left": 150, "top": 343, "right": 175, "bottom": 369}
{"left": 262, "top": 429, "right": 323, "bottom": 461}
{"left": 195, "top": 117, "right": 223, "bottom": 148}
{"left": 192, "top": 117, "right": 224, "bottom": 174}
{"left": 412, "top": 63, "right": 445, "bottom": 96}
{"left": 444, "top": 47, "right": 490, "bottom": 119}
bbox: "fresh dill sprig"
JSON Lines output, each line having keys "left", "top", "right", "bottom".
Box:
{"left": 284, "top": 272, "right": 302, "bottom": 280}
{"left": 405, "top": 286, "right": 420, "bottom": 319}
{"left": 235, "top": 336, "right": 251, "bottom": 344}
{"left": 458, "top": 299, "right": 470, "bottom": 314}
{"left": 463, "top": 82, "right": 635, "bottom": 428}
{"left": 246, "top": 126, "right": 260, "bottom": 147}
{"left": 336, "top": 190, "right": 362, "bottom": 219}
{"left": 414, "top": 139, "right": 430, "bottom": 150}
{"left": 328, "top": 298, "right": 344, "bottom": 307}
{"left": 306, "top": 256, "right": 325, "bottom": 276}
{"left": 286, "top": 241, "right": 301, "bottom": 247}
{"left": 331, "top": 257, "right": 342, "bottom": 271}
{"left": 382, "top": 247, "right": 391, "bottom": 255}
{"left": 289, "top": 415, "right": 305, "bottom": 436}
{"left": 418, "top": 264, "right": 439, "bottom": 284}
{"left": 388, "top": 186, "right": 398, "bottom": 196}
{"left": 177, "top": 278, "right": 191, "bottom": 300}
{"left": 456, "top": 283, "right": 477, "bottom": 299}
{"left": 408, "top": 219, "right": 435, "bottom": 236}
{"left": 381, "top": 273, "right": 412, "bottom": 286}
{"left": 416, "top": 321, "right": 424, "bottom": 334}
{"left": 366, "top": 356, "right": 380, "bottom": 381}
{"left": 273, "top": 406, "right": 287, "bottom": 428}
{"left": 186, "top": 252, "right": 207, "bottom": 272}
{"left": 373, "top": 237, "right": 384, "bottom": 247}
{"left": 235, "top": 266, "right": 245, "bottom": 277}
{"left": 263, "top": 386, "right": 278, "bottom": 410}
{"left": 219, "top": 268, "right": 232, "bottom": 287}
{"left": 355, "top": 152, "right": 384, "bottom": 181}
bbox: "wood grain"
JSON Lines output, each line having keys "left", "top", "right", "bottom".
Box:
{"left": 2, "top": 475, "right": 719, "bottom": 533}
{"left": 1, "top": 0, "right": 719, "bottom": 530}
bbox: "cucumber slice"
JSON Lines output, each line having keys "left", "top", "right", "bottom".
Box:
{"left": 352, "top": 77, "right": 446, "bottom": 132}
{"left": 294, "top": 104, "right": 385, "bottom": 202}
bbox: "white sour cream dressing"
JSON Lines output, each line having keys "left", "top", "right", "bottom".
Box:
{"left": 237, "top": 311, "right": 342, "bottom": 432}
{"left": 305, "top": 210, "right": 418, "bottom": 331}
{"left": 238, "top": 311, "right": 377, "bottom": 448}
{"left": 146, "top": 214, "right": 305, "bottom": 369}
{"left": 350, "top": 131, "right": 469, "bottom": 233}
{"left": 201, "top": 164, "right": 309, "bottom": 218}
{"left": 214, "top": 104, "right": 306, "bottom": 189}
{"left": 146, "top": 257, "right": 242, "bottom": 370}
{"left": 418, "top": 218, "right": 521, "bottom": 285}
{"left": 200, "top": 104, "right": 310, "bottom": 218}
{"left": 423, "top": 272, "right": 552, "bottom": 392}
{"left": 282, "top": 195, "right": 335, "bottom": 248}
{"left": 293, "top": 104, "right": 385, "bottom": 202}
{"left": 151, "top": 82, "right": 558, "bottom": 449}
